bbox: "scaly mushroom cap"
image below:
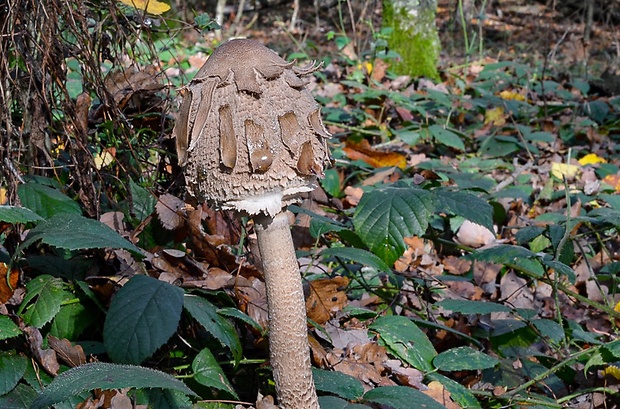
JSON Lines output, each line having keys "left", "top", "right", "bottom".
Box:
{"left": 174, "top": 38, "right": 331, "bottom": 217}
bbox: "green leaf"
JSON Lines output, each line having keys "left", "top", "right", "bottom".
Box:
{"left": 321, "top": 168, "right": 343, "bottom": 198}
{"left": 130, "top": 179, "right": 157, "bottom": 222}
{"left": 17, "top": 183, "right": 81, "bottom": 219}
{"left": 432, "top": 189, "right": 494, "bottom": 233}
{"left": 0, "top": 206, "right": 44, "bottom": 224}
{"left": 313, "top": 368, "right": 365, "bottom": 401}
{"left": 427, "top": 372, "right": 481, "bottom": 409}
{"left": 0, "top": 351, "right": 28, "bottom": 395}
{"left": 603, "top": 339, "right": 620, "bottom": 359}
{"left": 0, "top": 383, "right": 37, "bottom": 408}
{"left": 318, "top": 396, "right": 372, "bottom": 409}
{"left": 353, "top": 186, "right": 433, "bottom": 266}
{"left": 24, "top": 213, "right": 142, "bottom": 256}
{"left": 192, "top": 348, "right": 238, "bottom": 398}
{"left": 104, "top": 275, "right": 184, "bottom": 364}
{"left": 363, "top": 386, "right": 447, "bottom": 409}
{"left": 217, "top": 307, "right": 263, "bottom": 334}
{"left": 321, "top": 247, "right": 391, "bottom": 273}
{"left": 50, "top": 303, "right": 95, "bottom": 340}
{"left": 427, "top": 125, "right": 465, "bottom": 151}
{"left": 18, "top": 275, "right": 69, "bottom": 328}
{"left": 436, "top": 299, "right": 510, "bottom": 315}
{"left": 184, "top": 295, "right": 242, "bottom": 363}
{"left": 0, "top": 315, "right": 21, "bottom": 341}
{"left": 369, "top": 316, "right": 436, "bottom": 372}
{"left": 147, "top": 388, "right": 194, "bottom": 409}
{"left": 433, "top": 346, "right": 499, "bottom": 371}
{"left": 30, "top": 362, "right": 197, "bottom": 409}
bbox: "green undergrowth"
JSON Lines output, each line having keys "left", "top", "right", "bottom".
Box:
{"left": 1, "top": 1, "right": 620, "bottom": 408}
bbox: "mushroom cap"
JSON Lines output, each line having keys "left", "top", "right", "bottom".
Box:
{"left": 174, "top": 39, "right": 331, "bottom": 217}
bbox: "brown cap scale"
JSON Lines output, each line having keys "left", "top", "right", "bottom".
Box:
{"left": 174, "top": 38, "right": 330, "bottom": 408}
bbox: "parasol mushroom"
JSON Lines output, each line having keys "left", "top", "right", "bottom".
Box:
{"left": 173, "top": 38, "right": 331, "bottom": 409}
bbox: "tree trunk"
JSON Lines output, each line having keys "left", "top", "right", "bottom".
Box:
{"left": 382, "top": 0, "right": 441, "bottom": 79}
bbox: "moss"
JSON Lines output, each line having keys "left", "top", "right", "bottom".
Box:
{"left": 383, "top": 0, "right": 441, "bottom": 80}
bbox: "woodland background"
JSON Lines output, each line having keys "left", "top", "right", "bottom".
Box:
{"left": 0, "top": 0, "right": 620, "bottom": 408}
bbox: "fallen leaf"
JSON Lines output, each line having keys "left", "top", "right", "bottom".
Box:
{"left": 306, "top": 276, "right": 350, "bottom": 324}
{"left": 578, "top": 153, "right": 607, "bottom": 166}
{"left": 156, "top": 194, "right": 187, "bottom": 230}
{"left": 118, "top": 0, "right": 170, "bottom": 15}
{"left": 602, "top": 174, "right": 620, "bottom": 191}
{"left": 48, "top": 335, "right": 87, "bottom": 367}
{"left": 484, "top": 107, "right": 506, "bottom": 126}
{"left": 551, "top": 162, "right": 580, "bottom": 180}
{"left": 25, "top": 327, "right": 60, "bottom": 375}
{"left": 0, "top": 262, "right": 19, "bottom": 304}
{"left": 499, "top": 90, "right": 525, "bottom": 101}
{"left": 93, "top": 147, "right": 116, "bottom": 169}
{"left": 343, "top": 139, "right": 407, "bottom": 169}
{"left": 423, "top": 380, "right": 460, "bottom": 409}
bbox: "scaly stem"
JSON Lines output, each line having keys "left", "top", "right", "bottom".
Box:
{"left": 254, "top": 212, "right": 319, "bottom": 409}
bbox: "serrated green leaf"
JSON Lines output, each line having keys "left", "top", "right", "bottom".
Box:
{"left": 427, "top": 125, "right": 465, "bottom": 151}
{"left": 427, "top": 372, "right": 481, "bottom": 409}
{"left": 0, "top": 315, "right": 21, "bottom": 341}
{"left": 192, "top": 348, "right": 238, "bottom": 398}
{"left": 130, "top": 179, "right": 157, "bottom": 222}
{"left": 17, "top": 183, "right": 81, "bottom": 219}
{"left": 363, "top": 385, "right": 447, "bottom": 409}
{"left": 0, "top": 383, "right": 37, "bottom": 408}
{"left": 321, "top": 247, "right": 391, "bottom": 273}
{"left": 318, "top": 395, "right": 372, "bottom": 409}
{"left": 436, "top": 299, "right": 510, "bottom": 315}
{"left": 313, "top": 368, "right": 365, "bottom": 401}
{"left": 30, "top": 362, "right": 197, "bottom": 409}
{"left": 50, "top": 303, "right": 95, "bottom": 340}
{"left": 369, "top": 316, "right": 436, "bottom": 372}
{"left": 465, "top": 244, "right": 535, "bottom": 264}
{"left": 603, "top": 339, "right": 620, "bottom": 359}
{"left": 434, "top": 346, "right": 499, "bottom": 371}
{"left": 18, "top": 275, "right": 69, "bottom": 328}
{"left": 0, "top": 206, "right": 44, "bottom": 224}
{"left": 217, "top": 307, "right": 263, "bottom": 333}
{"left": 0, "top": 351, "right": 28, "bottom": 395}
{"left": 432, "top": 189, "right": 494, "bottom": 233}
{"left": 147, "top": 388, "right": 193, "bottom": 409}
{"left": 104, "top": 275, "right": 184, "bottom": 364}
{"left": 184, "top": 295, "right": 242, "bottom": 363}
{"left": 24, "top": 213, "right": 142, "bottom": 256}
{"left": 353, "top": 187, "right": 433, "bottom": 266}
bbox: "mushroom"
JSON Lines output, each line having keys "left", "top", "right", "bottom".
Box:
{"left": 174, "top": 38, "right": 331, "bottom": 409}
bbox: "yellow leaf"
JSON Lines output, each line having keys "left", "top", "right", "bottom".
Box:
{"left": 0, "top": 187, "right": 7, "bottom": 205}
{"left": 578, "top": 153, "right": 607, "bottom": 166}
{"left": 615, "top": 301, "right": 620, "bottom": 313}
{"left": 484, "top": 107, "right": 506, "bottom": 126}
{"left": 551, "top": 162, "right": 579, "bottom": 180}
{"left": 118, "top": 0, "right": 170, "bottom": 15}
{"left": 499, "top": 90, "right": 525, "bottom": 101}
{"left": 603, "top": 365, "right": 620, "bottom": 380}
{"left": 94, "top": 148, "right": 116, "bottom": 170}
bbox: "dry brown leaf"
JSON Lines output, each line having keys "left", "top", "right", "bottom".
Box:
{"left": 344, "top": 186, "right": 364, "bottom": 207}
{"left": 306, "top": 276, "right": 350, "bottom": 324}
{"left": 155, "top": 194, "right": 187, "bottom": 230}
{"left": 343, "top": 139, "right": 407, "bottom": 170}
{"left": 48, "top": 335, "right": 87, "bottom": 367}
{"left": 385, "top": 359, "right": 425, "bottom": 389}
{"left": 443, "top": 256, "right": 472, "bottom": 275}
{"left": 25, "top": 327, "right": 59, "bottom": 375}
{"left": 423, "top": 381, "right": 460, "bottom": 409}
{"left": 0, "top": 262, "right": 19, "bottom": 304}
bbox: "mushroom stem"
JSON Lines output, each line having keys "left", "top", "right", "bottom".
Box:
{"left": 254, "top": 211, "right": 319, "bottom": 409}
